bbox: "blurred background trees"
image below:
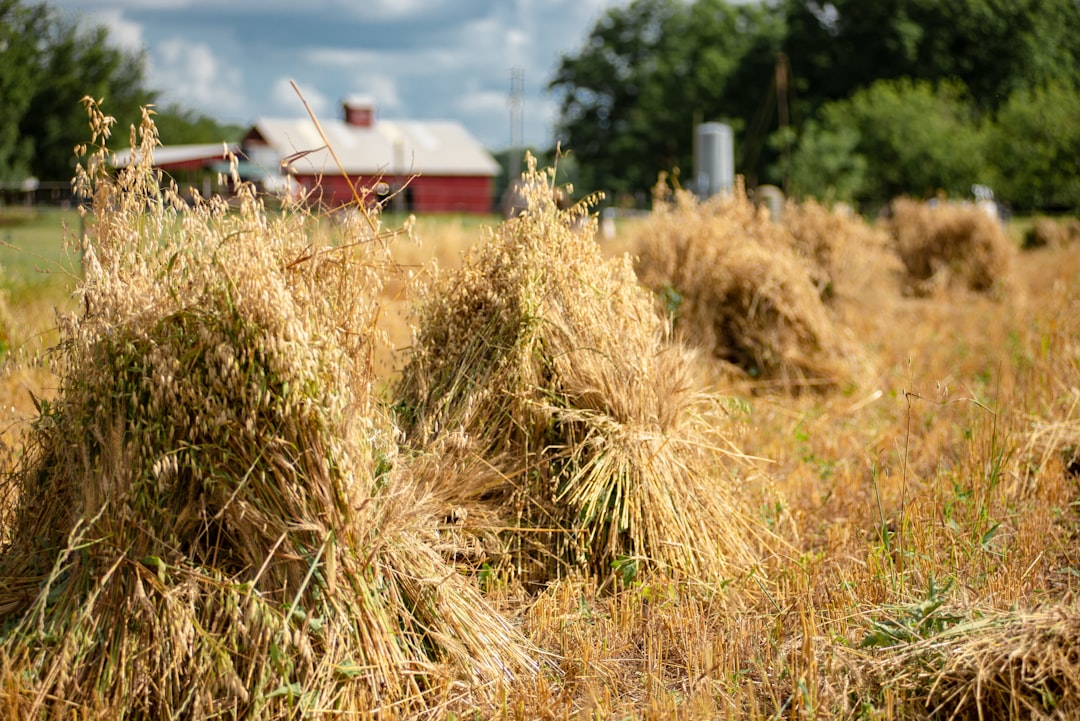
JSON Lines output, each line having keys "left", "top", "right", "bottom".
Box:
{"left": 550, "top": 0, "right": 784, "bottom": 204}
{"left": 3, "top": 0, "right": 1078, "bottom": 213}
{"left": 789, "top": 79, "right": 990, "bottom": 206}
{"left": 551, "top": 0, "right": 1080, "bottom": 212}
{"left": 0, "top": 0, "right": 239, "bottom": 186}
{"left": 987, "top": 82, "right": 1080, "bottom": 211}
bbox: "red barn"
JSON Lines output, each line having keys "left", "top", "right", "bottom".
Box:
{"left": 242, "top": 96, "right": 500, "bottom": 213}
{"left": 112, "top": 143, "right": 240, "bottom": 173}
{"left": 111, "top": 143, "right": 241, "bottom": 199}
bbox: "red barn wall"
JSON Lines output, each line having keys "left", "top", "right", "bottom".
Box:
{"left": 295, "top": 174, "right": 493, "bottom": 214}
{"left": 410, "top": 176, "right": 492, "bottom": 214}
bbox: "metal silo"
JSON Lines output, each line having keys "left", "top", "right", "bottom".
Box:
{"left": 694, "top": 122, "right": 734, "bottom": 199}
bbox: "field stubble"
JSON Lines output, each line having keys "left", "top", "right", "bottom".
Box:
{"left": 0, "top": 130, "right": 1077, "bottom": 716}
{"left": 361, "top": 192, "right": 1079, "bottom": 718}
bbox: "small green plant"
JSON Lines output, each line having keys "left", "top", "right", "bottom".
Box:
{"left": 659, "top": 283, "right": 683, "bottom": 318}
{"left": 860, "top": 576, "right": 962, "bottom": 648}
{"left": 612, "top": 554, "right": 639, "bottom": 586}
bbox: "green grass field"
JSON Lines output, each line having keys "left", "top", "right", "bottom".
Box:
{"left": 0, "top": 208, "right": 81, "bottom": 277}
{"left": 0, "top": 209, "right": 81, "bottom": 367}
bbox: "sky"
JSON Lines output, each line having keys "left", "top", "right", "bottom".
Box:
{"left": 48, "top": 0, "right": 634, "bottom": 152}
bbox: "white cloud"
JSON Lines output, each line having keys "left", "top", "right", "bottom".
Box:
{"left": 93, "top": 9, "right": 145, "bottom": 52}
{"left": 271, "top": 78, "right": 329, "bottom": 117}
{"left": 506, "top": 28, "right": 530, "bottom": 56}
{"left": 48, "top": 0, "right": 632, "bottom": 149}
{"left": 455, "top": 72, "right": 559, "bottom": 150}
{"left": 306, "top": 46, "right": 462, "bottom": 76}
{"left": 350, "top": 0, "right": 453, "bottom": 20}
{"left": 149, "top": 38, "right": 248, "bottom": 119}
{"left": 347, "top": 73, "right": 404, "bottom": 113}
{"left": 455, "top": 88, "right": 508, "bottom": 117}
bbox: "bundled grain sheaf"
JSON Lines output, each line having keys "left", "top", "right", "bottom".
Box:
{"left": 780, "top": 198, "right": 900, "bottom": 302}
{"left": 1023, "top": 216, "right": 1080, "bottom": 250}
{"left": 0, "top": 99, "right": 533, "bottom": 718}
{"left": 858, "top": 605, "right": 1080, "bottom": 720}
{"left": 635, "top": 183, "right": 859, "bottom": 391}
{"left": 396, "top": 159, "right": 761, "bottom": 583}
{"left": 888, "top": 197, "right": 1014, "bottom": 296}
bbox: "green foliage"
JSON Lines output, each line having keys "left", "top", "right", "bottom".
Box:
{"left": 548, "top": 0, "right": 682, "bottom": 200}
{"left": 792, "top": 77, "right": 1080, "bottom": 210}
{"left": 551, "top": 0, "right": 1080, "bottom": 209}
{"left": 790, "top": 79, "right": 990, "bottom": 206}
{"left": 4, "top": 2, "right": 154, "bottom": 183}
{"left": 787, "top": 114, "right": 866, "bottom": 203}
{"left": 781, "top": 0, "right": 1080, "bottom": 115}
{"left": 549, "top": 0, "right": 783, "bottom": 201}
{"left": 988, "top": 83, "right": 1080, "bottom": 211}
{"left": 0, "top": 1, "right": 237, "bottom": 184}
{"left": 611, "top": 554, "right": 639, "bottom": 586}
{"left": 860, "top": 577, "right": 962, "bottom": 648}
{"left": 0, "top": 0, "right": 47, "bottom": 182}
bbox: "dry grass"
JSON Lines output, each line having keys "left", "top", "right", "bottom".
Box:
{"left": 395, "top": 158, "right": 766, "bottom": 585}
{"left": 0, "top": 104, "right": 1079, "bottom": 719}
{"left": 1023, "top": 216, "right": 1080, "bottom": 250}
{"left": 780, "top": 197, "right": 901, "bottom": 303}
{"left": 887, "top": 198, "right": 1015, "bottom": 296}
{"left": 634, "top": 181, "right": 868, "bottom": 392}
{"left": 0, "top": 99, "right": 533, "bottom": 718}
{"left": 855, "top": 604, "right": 1080, "bottom": 720}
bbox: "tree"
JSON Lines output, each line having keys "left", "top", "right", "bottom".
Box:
{"left": 781, "top": 0, "right": 1080, "bottom": 117}
{"left": 18, "top": 13, "right": 154, "bottom": 182}
{"left": 549, "top": 0, "right": 783, "bottom": 202}
{"left": 1, "top": 1, "right": 239, "bottom": 186}
{"left": 0, "top": 0, "right": 48, "bottom": 182}
{"left": 548, "top": 0, "right": 681, "bottom": 201}
{"left": 550, "top": 0, "right": 1080, "bottom": 208}
{"left": 988, "top": 83, "right": 1080, "bottom": 212}
{"left": 786, "top": 113, "right": 866, "bottom": 204}
{"left": 789, "top": 79, "right": 990, "bottom": 207}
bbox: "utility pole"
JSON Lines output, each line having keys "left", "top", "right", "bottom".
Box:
{"left": 776, "top": 53, "right": 791, "bottom": 196}
{"left": 509, "top": 67, "right": 524, "bottom": 182}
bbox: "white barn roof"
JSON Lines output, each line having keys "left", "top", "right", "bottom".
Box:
{"left": 111, "top": 143, "right": 240, "bottom": 168}
{"left": 248, "top": 117, "right": 500, "bottom": 177}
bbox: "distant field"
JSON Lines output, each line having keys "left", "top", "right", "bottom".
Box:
{"left": 0, "top": 208, "right": 82, "bottom": 282}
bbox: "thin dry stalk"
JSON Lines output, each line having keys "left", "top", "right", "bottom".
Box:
{"left": 862, "top": 605, "right": 1080, "bottom": 720}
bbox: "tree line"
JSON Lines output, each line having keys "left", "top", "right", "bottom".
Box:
{"left": 549, "top": 0, "right": 1080, "bottom": 212}
{"left": 0, "top": 0, "right": 239, "bottom": 187}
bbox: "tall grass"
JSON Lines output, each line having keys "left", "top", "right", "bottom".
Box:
{"left": 0, "top": 98, "right": 533, "bottom": 718}
{"left": 0, "top": 102, "right": 1077, "bottom": 718}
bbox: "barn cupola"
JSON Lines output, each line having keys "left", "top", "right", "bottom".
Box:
{"left": 343, "top": 95, "right": 376, "bottom": 128}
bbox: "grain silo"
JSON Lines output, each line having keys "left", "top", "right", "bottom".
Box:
{"left": 694, "top": 122, "right": 734, "bottom": 199}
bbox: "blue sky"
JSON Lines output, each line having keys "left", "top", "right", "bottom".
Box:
{"left": 48, "top": 0, "right": 632, "bottom": 151}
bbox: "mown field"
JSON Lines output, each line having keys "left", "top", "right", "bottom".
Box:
{"left": 0, "top": 120, "right": 1078, "bottom": 719}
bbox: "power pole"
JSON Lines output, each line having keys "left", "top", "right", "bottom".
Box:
{"left": 509, "top": 67, "right": 524, "bottom": 181}
{"left": 776, "top": 53, "right": 792, "bottom": 196}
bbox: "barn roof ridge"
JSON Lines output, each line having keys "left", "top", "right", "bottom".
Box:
{"left": 247, "top": 114, "right": 500, "bottom": 177}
